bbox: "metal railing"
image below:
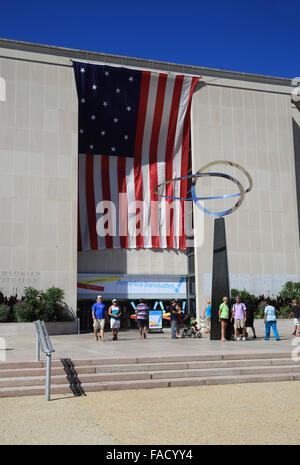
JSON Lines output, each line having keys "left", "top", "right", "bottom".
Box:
{"left": 34, "top": 320, "right": 55, "bottom": 401}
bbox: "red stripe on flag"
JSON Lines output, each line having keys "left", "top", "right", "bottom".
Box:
{"left": 101, "top": 155, "right": 113, "bottom": 249}
{"left": 149, "top": 73, "right": 168, "bottom": 248}
{"left": 179, "top": 77, "right": 199, "bottom": 250}
{"left": 118, "top": 157, "right": 128, "bottom": 248}
{"left": 134, "top": 71, "right": 151, "bottom": 248}
{"left": 85, "top": 155, "right": 98, "bottom": 250}
{"left": 165, "top": 75, "right": 184, "bottom": 249}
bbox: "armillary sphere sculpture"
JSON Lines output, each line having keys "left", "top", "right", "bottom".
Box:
{"left": 155, "top": 161, "right": 253, "bottom": 340}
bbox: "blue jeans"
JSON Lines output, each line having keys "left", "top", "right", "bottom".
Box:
{"left": 265, "top": 320, "right": 279, "bottom": 340}
{"left": 171, "top": 319, "right": 177, "bottom": 338}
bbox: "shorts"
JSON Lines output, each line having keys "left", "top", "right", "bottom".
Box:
{"left": 245, "top": 316, "right": 254, "bottom": 327}
{"left": 110, "top": 318, "right": 120, "bottom": 329}
{"left": 234, "top": 318, "right": 245, "bottom": 329}
{"left": 294, "top": 318, "right": 300, "bottom": 326}
{"left": 220, "top": 318, "right": 228, "bottom": 323}
{"left": 137, "top": 318, "right": 147, "bottom": 329}
{"left": 205, "top": 316, "right": 211, "bottom": 328}
{"left": 93, "top": 318, "right": 105, "bottom": 330}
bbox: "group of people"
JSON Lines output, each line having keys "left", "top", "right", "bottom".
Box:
{"left": 217, "top": 295, "right": 256, "bottom": 342}
{"left": 91, "top": 294, "right": 300, "bottom": 342}
{"left": 91, "top": 295, "right": 121, "bottom": 342}
{"left": 90, "top": 296, "right": 195, "bottom": 341}
{"left": 217, "top": 295, "right": 300, "bottom": 342}
{"left": 91, "top": 295, "right": 154, "bottom": 342}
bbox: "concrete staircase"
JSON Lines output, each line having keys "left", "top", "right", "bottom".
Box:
{"left": 0, "top": 352, "right": 299, "bottom": 397}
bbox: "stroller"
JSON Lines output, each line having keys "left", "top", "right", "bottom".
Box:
{"left": 181, "top": 315, "right": 202, "bottom": 338}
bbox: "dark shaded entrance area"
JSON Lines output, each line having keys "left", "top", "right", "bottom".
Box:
{"left": 77, "top": 298, "right": 192, "bottom": 332}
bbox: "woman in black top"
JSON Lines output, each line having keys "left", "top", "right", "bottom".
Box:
{"left": 289, "top": 299, "right": 300, "bottom": 336}
{"left": 245, "top": 304, "right": 256, "bottom": 339}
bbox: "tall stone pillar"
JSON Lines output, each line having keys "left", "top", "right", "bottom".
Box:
{"left": 210, "top": 217, "right": 231, "bottom": 340}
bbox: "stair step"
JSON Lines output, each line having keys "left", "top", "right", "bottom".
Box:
{"left": 151, "top": 365, "right": 300, "bottom": 379}
{"left": 0, "top": 352, "right": 298, "bottom": 397}
{"left": 0, "top": 371, "right": 299, "bottom": 397}
{"left": 188, "top": 357, "right": 295, "bottom": 369}
{"left": 1, "top": 357, "right": 297, "bottom": 379}
{"left": 169, "top": 372, "right": 300, "bottom": 387}
{"left": 0, "top": 358, "right": 139, "bottom": 370}
{"left": 0, "top": 384, "right": 71, "bottom": 397}
{"left": 1, "top": 364, "right": 300, "bottom": 388}
{"left": 221, "top": 352, "right": 290, "bottom": 360}
{"left": 0, "top": 362, "right": 44, "bottom": 370}
{"left": 0, "top": 352, "right": 292, "bottom": 372}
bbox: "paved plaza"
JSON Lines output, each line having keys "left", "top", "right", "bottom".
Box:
{"left": 1, "top": 323, "right": 300, "bottom": 445}
{"left": 0, "top": 321, "right": 297, "bottom": 364}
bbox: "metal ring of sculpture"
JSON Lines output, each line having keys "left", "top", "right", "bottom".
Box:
{"left": 154, "top": 160, "right": 253, "bottom": 217}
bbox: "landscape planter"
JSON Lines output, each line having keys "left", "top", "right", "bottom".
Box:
{"left": 250, "top": 319, "right": 293, "bottom": 332}
{"left": 0, "top": 320, "right": 77, "bottom": 337}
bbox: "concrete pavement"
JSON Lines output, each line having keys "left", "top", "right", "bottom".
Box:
{"left": 0, "top": 381, "right": 299, "bottom": 445}
{"left": 0, "top": 323, "right": 298, "bottom": 364}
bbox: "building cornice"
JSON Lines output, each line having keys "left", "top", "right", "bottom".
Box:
{"left": 0, "top": 37, "right": 294, "bottom": 90}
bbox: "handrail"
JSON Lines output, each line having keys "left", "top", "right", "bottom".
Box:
{"left": 34, "top": 320, "right": 55, "bottom": 401}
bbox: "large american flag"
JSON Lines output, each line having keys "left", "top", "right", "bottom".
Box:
{"left": 73, "top": 61, "right": 199, "bottom": 250}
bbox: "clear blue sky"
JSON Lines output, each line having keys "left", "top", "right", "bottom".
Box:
{"left": 1, "top": 0, "right": 299, "bottom": 78}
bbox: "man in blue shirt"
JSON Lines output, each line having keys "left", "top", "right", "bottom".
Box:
{"left": 91, "top": 295, "right": 107, "bottom": 342}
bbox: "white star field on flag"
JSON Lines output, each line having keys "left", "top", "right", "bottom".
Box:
{"left": 73, "top": 62, "right": 142, "bottom": 156}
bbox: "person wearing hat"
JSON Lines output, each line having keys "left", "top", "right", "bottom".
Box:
{"left": 231, "top": 295, "right": 247, "bottom": 341}
{"left": 91, "top": 295, "right": 107, "bottom": 342}
{"left": 170, "top": 299, "right": 181, "bottom": 339}
{"left": 203, "top": 299, "right": 212, "bottom": 333}
{"left": 108, "top": 299, "right": 122, "bottom": 341}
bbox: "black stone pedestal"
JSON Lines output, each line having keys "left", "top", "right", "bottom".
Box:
{"left": 210, "top": 217, "right": 232, "bottom": 340}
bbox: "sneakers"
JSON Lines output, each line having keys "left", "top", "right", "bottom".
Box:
{"left": 242, "top": 336, "right": 246, "bottom": 341}
{"left": 236, "top": 337, "right": 241, "bottom": 341}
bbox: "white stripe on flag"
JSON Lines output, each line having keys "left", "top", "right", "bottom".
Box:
{"left": 172, "top": 76, "right": 193, "bottom": 248}
{"left": 109, "top": 156, "right": 120, "bottom": 248}
{"left": 79, "top": 154, "right": 90, "bottom": 251}
{"left": 156, "top": 74, "right": 176, "bottom": 248}
{"left": 141, "top": 72, "right": 159, "bottom": 248}
{"left": 126, "top": 157, "right": 136, "bottom": 248}
{"left": 93, "top": 155, "right": 106, "bottom": 250}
